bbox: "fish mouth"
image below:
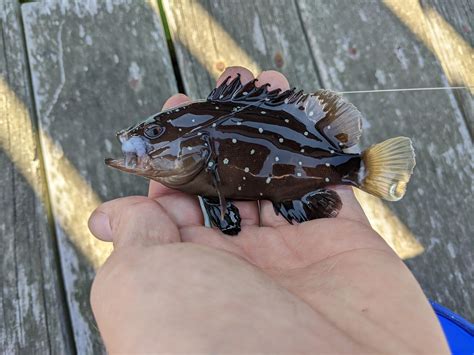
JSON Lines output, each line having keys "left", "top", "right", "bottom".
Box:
{"left": 105, "top": 152, "right": 152, "bottom": 173}
{"left": 105, "top": 153, "right": 179, "bottom": 179}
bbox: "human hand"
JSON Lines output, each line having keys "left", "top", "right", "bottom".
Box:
{"left": 89, "top": 67, "right": 449, "bottom": 353}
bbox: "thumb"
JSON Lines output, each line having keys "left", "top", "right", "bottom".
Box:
{"left": 88, "top": 196, "right": 180, "bottom": 248}
{"left": 333, "top": 186, "right": 371, "bottom": 226}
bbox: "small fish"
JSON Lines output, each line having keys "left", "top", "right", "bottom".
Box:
{"left": 106, "top": 75, "right": 415, "bottom": 235}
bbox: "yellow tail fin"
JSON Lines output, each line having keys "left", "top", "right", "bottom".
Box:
{"left": 360, "top": 137, "right": 416, "bottom": 201}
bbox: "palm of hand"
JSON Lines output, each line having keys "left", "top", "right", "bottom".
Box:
{"left": 149, "top": 182, "right": 394, "bottom": 292}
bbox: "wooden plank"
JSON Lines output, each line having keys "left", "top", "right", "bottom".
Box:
{"left": 22, "top": 0, "right": 177, "bottom": 352}
{"left": 296, "top": 0, "right": 473, "bottom": 320}
{"left": 0, "top": 1, "right": 73, "bottom": 353}
{"left": 423, "top": 0, "right": 473, "bottom": 134}
{"left": 163, "top": 0, "right": 321, "bottom": 97}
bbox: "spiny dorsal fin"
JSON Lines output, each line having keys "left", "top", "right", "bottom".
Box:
{"left": 312, "top": 90, "right": 362, "bottom": 149}
{"left": 259, "top": 88, "right": 363, "bottom": 149}
{"left": 208, "top": 79, "right": 362, "bottom": 149}
{"left": 207, "top": 75, "right": 281, "bottom": 104}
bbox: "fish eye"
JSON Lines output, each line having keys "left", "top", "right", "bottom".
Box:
{"left": 144, "top": 124, "right": 163, "bottom": 139}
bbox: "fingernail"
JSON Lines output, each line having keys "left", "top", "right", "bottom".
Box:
{"left": 88, "top": 210, "right": 112, "bottom": 241}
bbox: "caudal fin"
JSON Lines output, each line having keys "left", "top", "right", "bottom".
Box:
{"left": 360, "top": 137, "right": 416, "bottom": 201}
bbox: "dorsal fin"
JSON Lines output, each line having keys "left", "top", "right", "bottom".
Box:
{"left": 260, "top": 89, "right": 362, "bottom": 149}
{"left": 312, "top": 90, "right": 363, "bottom": 149}
{"left": 207, "top": 78, "right": 362, "bottom": 149}
{"left": 207, "top": 74, "right": 281, "bottom": 104}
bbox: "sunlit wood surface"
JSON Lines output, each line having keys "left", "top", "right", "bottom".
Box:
{"left": 1, "top": 0, "right": 472, "bottom": 352}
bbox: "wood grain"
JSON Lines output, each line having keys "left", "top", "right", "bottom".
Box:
{"left": 21, "top": 0, "right": 177, "bottom": 352}
{"left": 423, "top": 0, "right": 473, "bottom": 134}
{"left": 163, "top": 0, "right": 321, "bottom": 97}
{"left": 0, "top": 0, "right": 73, "bottom": 353}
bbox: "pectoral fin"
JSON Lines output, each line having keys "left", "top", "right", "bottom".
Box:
{"left": 273, "top": 189, "right": 342, "bottom": 224}
{"left": 201, "top": 197, "right": 241, "bottom": 236}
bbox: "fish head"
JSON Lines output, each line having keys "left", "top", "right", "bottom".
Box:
{"left": 105, "top": 110, "right": 210, "bottom": 187}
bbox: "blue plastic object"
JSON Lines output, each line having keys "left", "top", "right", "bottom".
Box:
{"left": 431, "top": 301, "right": 474, "bottom": 354}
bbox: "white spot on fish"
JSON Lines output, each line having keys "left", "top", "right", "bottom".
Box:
{"left": 238, "top": 186, "right": 242, "bottom": 191}
{"left": 298, "top": 161, "right": 302, "bottom": 165}
{"left": 223, "top": 158, "right": 229, "bottom": 164}
{"left": 187, "top": 146, "right": 192, "bottom": 151}
{"left": 325, "top": 163, "right": 330, "bottom": 167}
{"left": 175, "top": 109, "right": 180, "bottom": 112}
{"left": 243, "top": 91, "right": 248, "bottom": 95}
{"left": 300, "top": 148, "right": 305, "bottom": 153}
{"left": 250, "top": 149, "right": 255, "bottom": 155}
{"left": 232, "top": 138, "right": 237, "bottom": 143}
{"left": 284, "top": 98, "right": 289, "bottom": 104}
{"left": 215, "top": 106, "right": 219, "bottom": 110}
{"left": 192, "top": 118, "right": 195, "bottom": 123}
{"left": 266, "top": 177, "right": 271, "bottom": 184}
{"left": 244, "top": 167, "right": 250, "bottom": 173}
{"left": 330, "top": 150, "right": 335, "bottom": 154}
{"left": 279, "top": 138, "right": 284, "bottom": 143}
{"left": 197, "top": 132, "right": 202, "bottom": 136}
{"left": 237, "top": 121, "right": 242, "bottom": 125}
{"left": 242, "top": 176, "right": 246, "bottom": 180}
{"left": 261, "top": 111, "right": 266, "bottom": 114}
{"left": 284, "top": 119, "right": 289, "bottom": 123}
{"left": 327, "top": 125, "right": 331, "bottom": 129}
{"left": 208, "top": 161, "right": 214, "bottom": 167}
{"left": 309, "top": 111, "right": 314, "bottom": 117}
{"left": 260, "top": 192, "right": 263, "bottom": 196}
{"left": 178, "top": 128, "right": 182, "bottom": 132}
{"left": 297, "top": 172, "right": 302, "bottom": 177}
{"left": 325, "top": 177, "right": 330, "bottom": 182}
{"left": 275, "top": 156, "right": 280, "bottom": 162}
{"left": 212, "top": 123, "right": 217, "bottom": 128}
{"left": 258, "top": 128, "right": 263, "bottom": 133}
{"left": 219, "top": 94, "right": 223, "bottom": 99}
{"left": 304, "top": 131, "right": 309, "bottom": 136}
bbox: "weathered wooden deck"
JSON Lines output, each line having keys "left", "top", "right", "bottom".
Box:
{"left": 1, "top": 0, "right": 472, "bottom": 352}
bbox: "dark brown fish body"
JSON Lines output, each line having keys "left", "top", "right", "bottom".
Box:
{"left": 170, "top": 102, "right": 361, "bottom": 201}
{"left": 106, "top": 76, "right": 415, "bottom": 235}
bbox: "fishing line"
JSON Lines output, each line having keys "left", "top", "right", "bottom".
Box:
{"left": 339, "top": 86, "right": 473, "bottom": 94}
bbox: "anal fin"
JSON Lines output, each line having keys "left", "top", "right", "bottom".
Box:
{"left": 273, "top": 189, "right": 342, "bottom": 224}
